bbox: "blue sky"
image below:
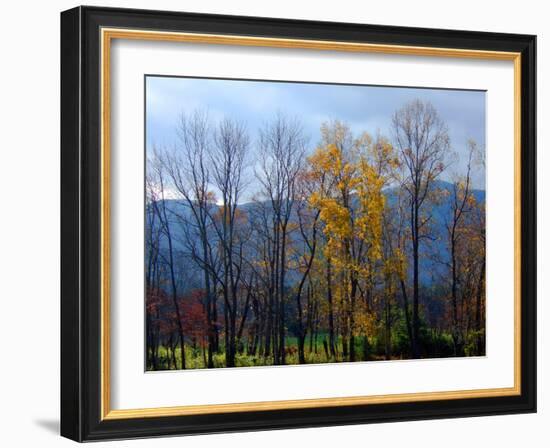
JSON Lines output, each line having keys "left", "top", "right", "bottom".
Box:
{"left": 146, "top": 76, "right": 486, "bottom": 195}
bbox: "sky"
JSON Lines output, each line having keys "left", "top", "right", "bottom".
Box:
{"left": 146, "top": 75, "right": 486, "bottom": 198}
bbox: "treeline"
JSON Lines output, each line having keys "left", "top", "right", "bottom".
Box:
{"left": 145, "top": 99, "right": 486, "bottom": 370}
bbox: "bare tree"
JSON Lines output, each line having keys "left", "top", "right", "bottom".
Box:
{"left": 384, "top": 187, "right": 414, "bottom": 352}
{"left": 293, "top": 174, "right": 321, "bottom": 363}
{"left": 445, "top": 141, "right": 475, "bottom": 355}
{"left": 470, "top": 142, "right": 486, "bottom": 356}
{"left": 392, "top": 100, "right": 449, "bottom": 357}
{"left": 210, "top": 118, "right": 250, "bottom": 367}
{"left": 148, "top": 151, "right": 187, "bottom": 369}
{"left": 255, "top": 114, "right": 307, "bottom": 364}
{"left": 162, "top": 111, "right": 219, "bottom": 368}
{"left": 145, "top": 172, "right": 163, "bottom": 369}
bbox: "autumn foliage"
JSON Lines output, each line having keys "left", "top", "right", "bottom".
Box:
{"left": 145, "top": 102, "right": 486, "bottom": 370}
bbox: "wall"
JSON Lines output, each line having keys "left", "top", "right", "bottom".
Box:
{"left": 0, "top": 0, "right": 546, "bottom": 446}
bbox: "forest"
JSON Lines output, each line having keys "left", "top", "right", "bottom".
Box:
{"left": 145, "top": 98, "right": 486, "bottom": 370}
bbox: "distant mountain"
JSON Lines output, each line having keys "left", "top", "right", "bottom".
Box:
{"left": 148, "top": 180, "right": 485, "bottom": 289}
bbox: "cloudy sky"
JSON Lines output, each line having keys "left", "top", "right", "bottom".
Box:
{"left": 146, "top": 75, "right": 486, "bottom": 196}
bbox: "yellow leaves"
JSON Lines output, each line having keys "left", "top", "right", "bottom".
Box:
{"left": 319, "top": 198, "right": 352, "bottom": 239}
{"left": 354, "top": 305, "right": 377, "bottom": 338}
{"left": 307, "top": 144, "right": 343, "bottom": 177}
{"left": 466, "top": 193, "right": 478, "bottom": 209}
{"left": 356, "top": 160, "right": 385, "bottom": 262}
{"left": 308, "top": 191, "right": 321, "bottom": 207}
{"left": 384, "top": 247, "right": 407, "bottom": 280}
{"left": 305, "top": 122, "right": 404, "bottom": 337}
{"left": 307, "top": 139, "right": 388, "bottom": 291}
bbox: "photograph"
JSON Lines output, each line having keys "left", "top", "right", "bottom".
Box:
{"left": 145, "top": 76, "right": 487, "bottom": 371}
{"left": 56, "top": 5, "right": 537, "bottom": 442}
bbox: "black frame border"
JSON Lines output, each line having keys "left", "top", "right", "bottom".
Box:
{"left": 61, "top": 6, "right": 536, "bottom": 442}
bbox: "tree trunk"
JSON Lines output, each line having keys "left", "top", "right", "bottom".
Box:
{"left": 326, "top": 259, "right": 336, "bottom": 358}
{"left": 349, "top": 277, "right": 357, "bottom": 362}
{"left": 450, "top": 228, "right": 462, "bottom": 356}
{"left": 385, "top": 294, "right": 392, "bottom": 360}
{"left": 399, "top": 278, "right": 414, "bottom": 357}
{"left": 279, "top": 226, "right": 288, "bottom": 364}
{"left": 412, "top": 201, "right": 420, "bottom": 358}
{"left": 297, "top": 334, "right": 306, "bottom": 364}
{"left": 166, "top": 228, "right": 186, "bottom": 370}
{"left": 202, "top": 237, "right": 215, "bottom": 368}
{"left": 475, "top": 258, "right": 486, "bottom": 355}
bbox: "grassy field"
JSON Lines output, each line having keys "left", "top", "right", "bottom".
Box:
{"left": 146, "top": 325, "right": 472, "bottom": 371}
{"left": 147, "top": 333, "right": 396, "bottom": 371}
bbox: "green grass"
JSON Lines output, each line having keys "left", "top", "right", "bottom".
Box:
{"left": 148, "top": 334, "right": 373, "bottom": 370}
{"left": 146, "top": 329, "right": 482, "bottom": 371}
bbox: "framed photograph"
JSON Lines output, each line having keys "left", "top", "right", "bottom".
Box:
{"left": 60, "top": 6, "right": 536, "bottom": 441}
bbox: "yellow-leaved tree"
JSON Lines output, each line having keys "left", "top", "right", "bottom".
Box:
{"left": 306, "top": 120, "right": 395, "bottom": 361}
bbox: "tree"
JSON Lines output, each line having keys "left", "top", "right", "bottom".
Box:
{"left": 444, "top": 140, "right": 475, "bottom": 355}
{"left": 293, "top": 170, "right": 321, "bottom": 363}
{"left": 148, "top": 151, "right": 187, "bottom": 369}
{"left": 162, "top": 111, "right": 219, "bottom": 368}
{"left": 308, "top": 121, "right": 390, "bottom": 361}
{"left": 145, "top": 169, "right": 163, "bottom": 369}
{"left": 441, "top": 140, "right": 485, "bottom": 356}
{"left": 255, "top": 114, "right": 307, "bottom": 364}
{"left": 210, "top": 118, "right": 250, "bottom": 367}
{"left": 144, "top": 101, "right": 486, "bottom": 369}
{"left": 472, "top": 144, "right": 486, "bottom": 355}
{"left": 181, "top": 289, "right": 209, "bottom": 366}
{"left": 392, "top": 100, "right": 449, "bottom": 357}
